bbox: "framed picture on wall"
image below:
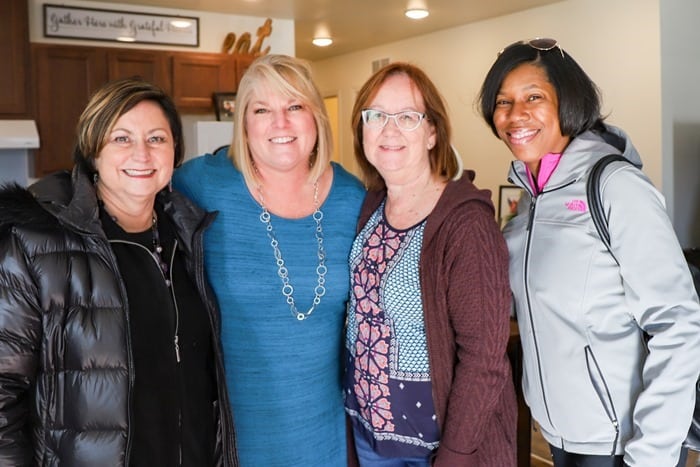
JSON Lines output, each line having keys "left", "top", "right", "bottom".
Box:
{"left": 498, "top": 185, "right": 524, "bottom": 229}
{"left": 213, "top": 92, "right": 236, "bottom": 121}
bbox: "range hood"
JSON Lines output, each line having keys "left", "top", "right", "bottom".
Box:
{"left": 0, "top": 120, "right": 40, "bottom": 186}
{"left": 0, "top": 120, "right": 40, "bottom": 148}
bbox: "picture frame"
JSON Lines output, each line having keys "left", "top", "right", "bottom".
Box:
{"left": 43, "top": 4, "right": 199, "bottom": 47}
{"left": 498, "top": 185, "right": 524, "bottom": 229}
{"left": 213, "top": 92, "right": 237, "bottom": 121}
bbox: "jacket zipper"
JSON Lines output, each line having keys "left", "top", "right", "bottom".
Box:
{"left": 506, "top": 171, "right": 558, "bottom": 430}
{"left": 523, "top": 193, "right": 556, "bottom": 440}
{"left": 521, "top": 194, "right": 557, "bottom": 432}
{"left": 512, "top": 173, "right": 579, "bottom": 443}
{"left": 109, "top": 239, "right": 180, "bottom": 366}
{"left": 165, "top": 241, "right": 183, "bottom": 467}
{"left": 584, "top": 346, "right": 620, "bottom": 455}
{"left": 110, "top": 237, "right": 183, "bottom": 464}
{"left": 166, "top": 241, "right": 181, "bottom": 363}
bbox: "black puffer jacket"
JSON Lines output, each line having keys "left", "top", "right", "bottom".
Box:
{"left": 0, "top": 166, "right": 238, "bottom": 466}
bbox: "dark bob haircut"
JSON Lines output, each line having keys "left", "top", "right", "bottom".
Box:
{"left": 73, "top": 77, "right": 184, "bottom": 174}
{"left": 477, "top": 40, "right": 605, "bottom": 138}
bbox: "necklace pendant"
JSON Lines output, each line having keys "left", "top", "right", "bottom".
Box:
{"left": 296, "top": 312, "right": 306, "bottom": 321}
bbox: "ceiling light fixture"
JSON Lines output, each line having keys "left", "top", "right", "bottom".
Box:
{"left": 405, "top": 8, "right": 429, "bottom": 20}
{"left": 312, "top": 37, "right": 333, "bottom": 47}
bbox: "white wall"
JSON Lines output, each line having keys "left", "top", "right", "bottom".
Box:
{"left": 660, "top": 0, "right": 700, "bottom": 248}
{"left": 312, "top": 0, "right": 662, "bottom": 228}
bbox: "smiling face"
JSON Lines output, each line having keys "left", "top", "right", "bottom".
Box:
{"left": 361, "top": 73, "right": 436, "bottom": 183}
{"left": 492, "top": 63, "right": 570, "bottom": 175}
{"left": 244, "top": 84, "right": 318, "bottom": 176}
{"left": 94, "top": 99, "right": 174, "bottom": 213}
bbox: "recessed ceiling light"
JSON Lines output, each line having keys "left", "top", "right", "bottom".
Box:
{"left": 170, "top": 19, "right": 192, "bottom": 28}
{"left": 312, "top": 37, "right": 333, "bottom": 47}
{"left": 405, "top": 8, "right": 429, "bottom": 20}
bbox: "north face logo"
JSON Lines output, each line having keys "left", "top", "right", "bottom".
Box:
{"left": 565, "top": 199, "right": 587, "bottom": 212}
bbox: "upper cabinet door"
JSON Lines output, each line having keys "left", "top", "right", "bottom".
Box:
{"left": 32, "top": 45, "right": 108, "bottom": 176}
{"left": 108, "top": 50, "right": 171, "bottom": 95}
{"left": 0, "top": 0, "right": 30, "bottom": 117}
{"left": 171, "top": 52, "right": 237, "bottom": 110}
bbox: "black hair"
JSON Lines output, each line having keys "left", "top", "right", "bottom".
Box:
{"left": 477, "top": 41, "right": 605, "bottom": 138}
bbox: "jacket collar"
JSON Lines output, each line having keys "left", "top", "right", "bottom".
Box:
{"left": 29, "top": 166, "right": 103, "bottom": 235}
{"left": 27, "top": 164, "right": 215, "bottom": 243}
{"left": 507, "top": 123, "right": 641, "bottom": 193}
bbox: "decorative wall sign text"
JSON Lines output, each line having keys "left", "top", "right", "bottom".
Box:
{"left": 43, "top": 4, "right": 199, "bottom": 47}
{"left": 221, "top": 18, "right": 273, "bottom": 56}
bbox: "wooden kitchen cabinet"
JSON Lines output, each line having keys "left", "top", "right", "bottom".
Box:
{"left": 108, "top": 49, "right": 171, "bottom": 94}
{"left": 171, "top": 52, "right": 237, "bottom": 109}
{"left": 170, "top": 53, "right": 256, "bottom": 110}
{"left": 32, "top": 45, "right": 107, "bottom": 176}
{"left": 0, "top": 0, "right": 30, "bottom": 117}
{"left": 29, "top": 43, "right": 251, "bottom": 175}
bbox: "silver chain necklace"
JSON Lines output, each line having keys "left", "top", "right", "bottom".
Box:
{"left": 258, "top": 182, "right": 327, "bottom": 321}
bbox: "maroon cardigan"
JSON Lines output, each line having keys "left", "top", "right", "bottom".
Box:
{"left": 352, "top": 171, "right": 517, "bottom": 466}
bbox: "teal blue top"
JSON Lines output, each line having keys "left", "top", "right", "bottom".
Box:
{"left": 173, "top": 148, "right": 365, "bottom": 466}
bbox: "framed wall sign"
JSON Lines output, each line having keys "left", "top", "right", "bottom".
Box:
{"left": 43, "top": 4, "right": 199, "bottom": 47}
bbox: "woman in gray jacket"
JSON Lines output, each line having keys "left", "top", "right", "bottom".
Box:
{"left": 477, "top": 38, "right": 700, "bottom": 467}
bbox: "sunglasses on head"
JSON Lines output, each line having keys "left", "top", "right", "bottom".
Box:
{"left": 498, "top": 37, "right": 565, "bottom": 59}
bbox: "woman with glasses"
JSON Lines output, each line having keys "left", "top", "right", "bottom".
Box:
{"left": 478, "top": 38, "right": 700, "bottom": 467}
{"left": 343, "top": 62, "right": 517, "bottom": 466}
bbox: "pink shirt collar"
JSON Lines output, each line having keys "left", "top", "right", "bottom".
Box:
{"left": 527, "top": 153, "right": 563, "bottom": 194}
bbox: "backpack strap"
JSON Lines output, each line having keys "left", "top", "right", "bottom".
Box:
{"left": 586, "top": 154, "right": 632, "bottom": 260}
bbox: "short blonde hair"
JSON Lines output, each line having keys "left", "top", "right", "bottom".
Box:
{"left": 230, "top": 54, "right": 332, "bottom": 186}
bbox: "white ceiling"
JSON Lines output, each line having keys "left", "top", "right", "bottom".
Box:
{"left": 86, "top": 0, "right": 562, "bottom": 61}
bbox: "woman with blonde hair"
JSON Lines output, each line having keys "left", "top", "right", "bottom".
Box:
{"left": 174, "top": 54, "right": 366, "bottom": 466}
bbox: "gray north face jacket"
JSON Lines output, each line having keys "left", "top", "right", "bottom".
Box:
{"left": 504, "top": 124, "right": 700, "bottom": 466}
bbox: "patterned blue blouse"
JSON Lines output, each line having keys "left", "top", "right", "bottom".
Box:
{"left": 344, "top": 202, "right": 440, "bottom": 458}
{"left": 174, "top": 149, "right": 365, "bottom": 467}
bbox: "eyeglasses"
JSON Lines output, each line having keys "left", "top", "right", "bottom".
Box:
{"left": 361, "top": 109, "right": 426, "bottom": 132}
{"left": 499, "top": 37, "right": 565, "bottom": 59}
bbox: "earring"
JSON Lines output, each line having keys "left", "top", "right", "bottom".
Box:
{"left": 93, "top": 173, "right": 99, "bottom": 184}
{"left": 168, "top": 180, "right": 173, "bottom": 192}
